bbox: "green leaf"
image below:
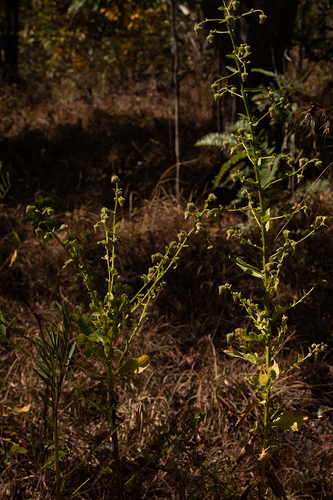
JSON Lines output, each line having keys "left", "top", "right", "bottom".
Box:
{"left": 271, "top": 360, "right": 279, "bottom": 379}
{"left": 12, "top": 228, "right": 21, "bottom": 244}
{"left": 87, "top": 329, "right": 110, "bottom": 344}
{"left": 0, "top": 162, "right": 10, "bottom": 199}
{"left": 195, "top": 132, "right": 225, "bottom": 149}
{"left": 274, "top": 304, "right": 290, "bottom": 316}
{"left": 39, "top": 392, "right": 52, "bottom": 407}
{"left": 42, "top": 449, "right": 68, "bottom": 469}
{"left": 67, "top": 341, "right": 76, "bottom": 363}
{"left": 34, "top": 368, "right": 51, "bottom": 386}
{"left": 224, "top": 346, "right": 261, "bottom": 365}
{"left": 226, "top": 65, "right": 238, "bottom": 73}
{"left": 74, "top": 316, "right": 109, "bottom": 344}
{"left": 74, "top": 316, "right": 96, "bottom": 336}
{"left": 46, "top": 416, "right": 63, "bottom": 437}
{"left": 6, "top": 444, "right": 27, "bottom": 458}
{"left": 118, "top": 353, "right": 155, "bottom": 376}
{"left": 214, "top": 150, "right": 247, "bottom": 187}
{"left": 235, "top": 258, "right": 263, "bottom": 279}
{"left": 259, "top": 364, "right": 272, "bottom": 387}
{"left": 251, "top": 68, "right": 277, "bottom": 78}
{"left": 262, "top": 208, "right": 271, "bottom": 232}
{"left": 235, "top": 328, "right": 266, "bottom": 343}
{"left": 271, "top": 410, "right": 310, "bottom": 431}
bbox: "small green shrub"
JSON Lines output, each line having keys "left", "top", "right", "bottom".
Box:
{"left": 22, "top": 176, "right": 198, "bottom": 498}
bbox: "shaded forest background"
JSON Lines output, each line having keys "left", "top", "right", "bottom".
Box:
{"left": 2, "top": 1, "right": 333, "bottom": 499}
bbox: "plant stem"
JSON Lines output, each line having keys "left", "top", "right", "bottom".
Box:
{"left": 108, "top": 368, "right": 127, "bottom": 500}
{"left": 226, "top": 7, "right": 272, "bottom": 494}
{"left": 109, "top": 198, "right": 118, "bottom": 296}
{"left": 111, "top": 428, "right": 127, "bottom": 500}
{"left": 53, "top": 386, "right": 61, "bottom": 500}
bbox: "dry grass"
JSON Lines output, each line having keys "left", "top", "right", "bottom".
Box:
{"left": 1, "top": 80, "right": 333, "bottom": 499}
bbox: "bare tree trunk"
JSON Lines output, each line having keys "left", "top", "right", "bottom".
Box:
{"left": 0, "top": 0, "right": 20, "bottom": 82}
{"left": 171, "top": 0, "right": 180, "bottom": 199}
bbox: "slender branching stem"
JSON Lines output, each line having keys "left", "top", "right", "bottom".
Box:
{"left": 225, "top": 6, "right": 271, "bottom": 493}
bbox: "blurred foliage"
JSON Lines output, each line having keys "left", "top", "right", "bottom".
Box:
{"left": 18, "top": 0, "right": 199, "bottom": 85}
{"left": 4, "top": 0, "right": 331, "bottom": 91}
{"left": 15, "top": 0, "right": 333, "bottom": 92}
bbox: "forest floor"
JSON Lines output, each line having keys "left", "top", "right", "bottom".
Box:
{"left": 1, "top": 74, "right": 333, "bottom": 499}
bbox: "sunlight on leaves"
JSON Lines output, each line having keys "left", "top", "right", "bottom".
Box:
{"left": 271, "top": 410, "right": 310, "bottom": 432}
{"left": 14, "top": 404, "right": 31, "bottom": 413}
{"left": 118, "top": 353, "right": 154, "bottom": 376}
{"left": 9, "top": 250, "right": 17, "bottom": 268}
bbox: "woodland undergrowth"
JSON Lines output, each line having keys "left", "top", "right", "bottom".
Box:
{"left": 1, "top": 2, "right": 333, "bottom": 500}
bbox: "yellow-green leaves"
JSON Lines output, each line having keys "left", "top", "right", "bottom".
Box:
{"left": 9, "top": 249, "right": 17, "bottom": 268}
{"left": 259, "top": 365, "right": 271, "bottom": 387}
{"left": 224, "top": 345, "right": 261, "bottom": 366}
{"left": 235, "top": 258, "right": 263, "bottom": 279}
{"left": 273, "top": 304, "right": 290, "bottom": 317}
{"left": 259, "top": 361, "right": 279, "bottom": 388}
{"left": 118, "top": 353, "right": 154, "bottom": 376}
{"left": 271, "top": 410, "right": 311, "bottom": 432}
{"left": 261, "top": 207, "right": 270, "bottom": 232}
{"left": 234, "top": 328, "right": 266, "bottom": 343}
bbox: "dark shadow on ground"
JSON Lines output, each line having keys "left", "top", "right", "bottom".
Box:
{"left": 0, "top": 106, "right": 219, "bottom": 209}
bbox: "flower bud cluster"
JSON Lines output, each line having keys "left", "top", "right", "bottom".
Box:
{"left": 225, "top": 15, "right": 234, "bottom": 25}
{"left": 207, "top": 193, "right": 217, "bottom": 203}
{"left": 178, "top": 231, "right": 186, "bottom": 243}
{"left": 219, "top": 283, "right": 231, "bottom": 294}
{"left": 184, "top": 202, "right": 197, "bottom": 220}
{"left": 238, "top": 44, "right": 251, "bottom": 57}
{"left": 299, "top": 157, "right": 309, "bottom": 167}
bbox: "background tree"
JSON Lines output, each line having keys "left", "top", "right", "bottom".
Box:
{"left": 0, "top": 0, "right": 20, "bottom": 82}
